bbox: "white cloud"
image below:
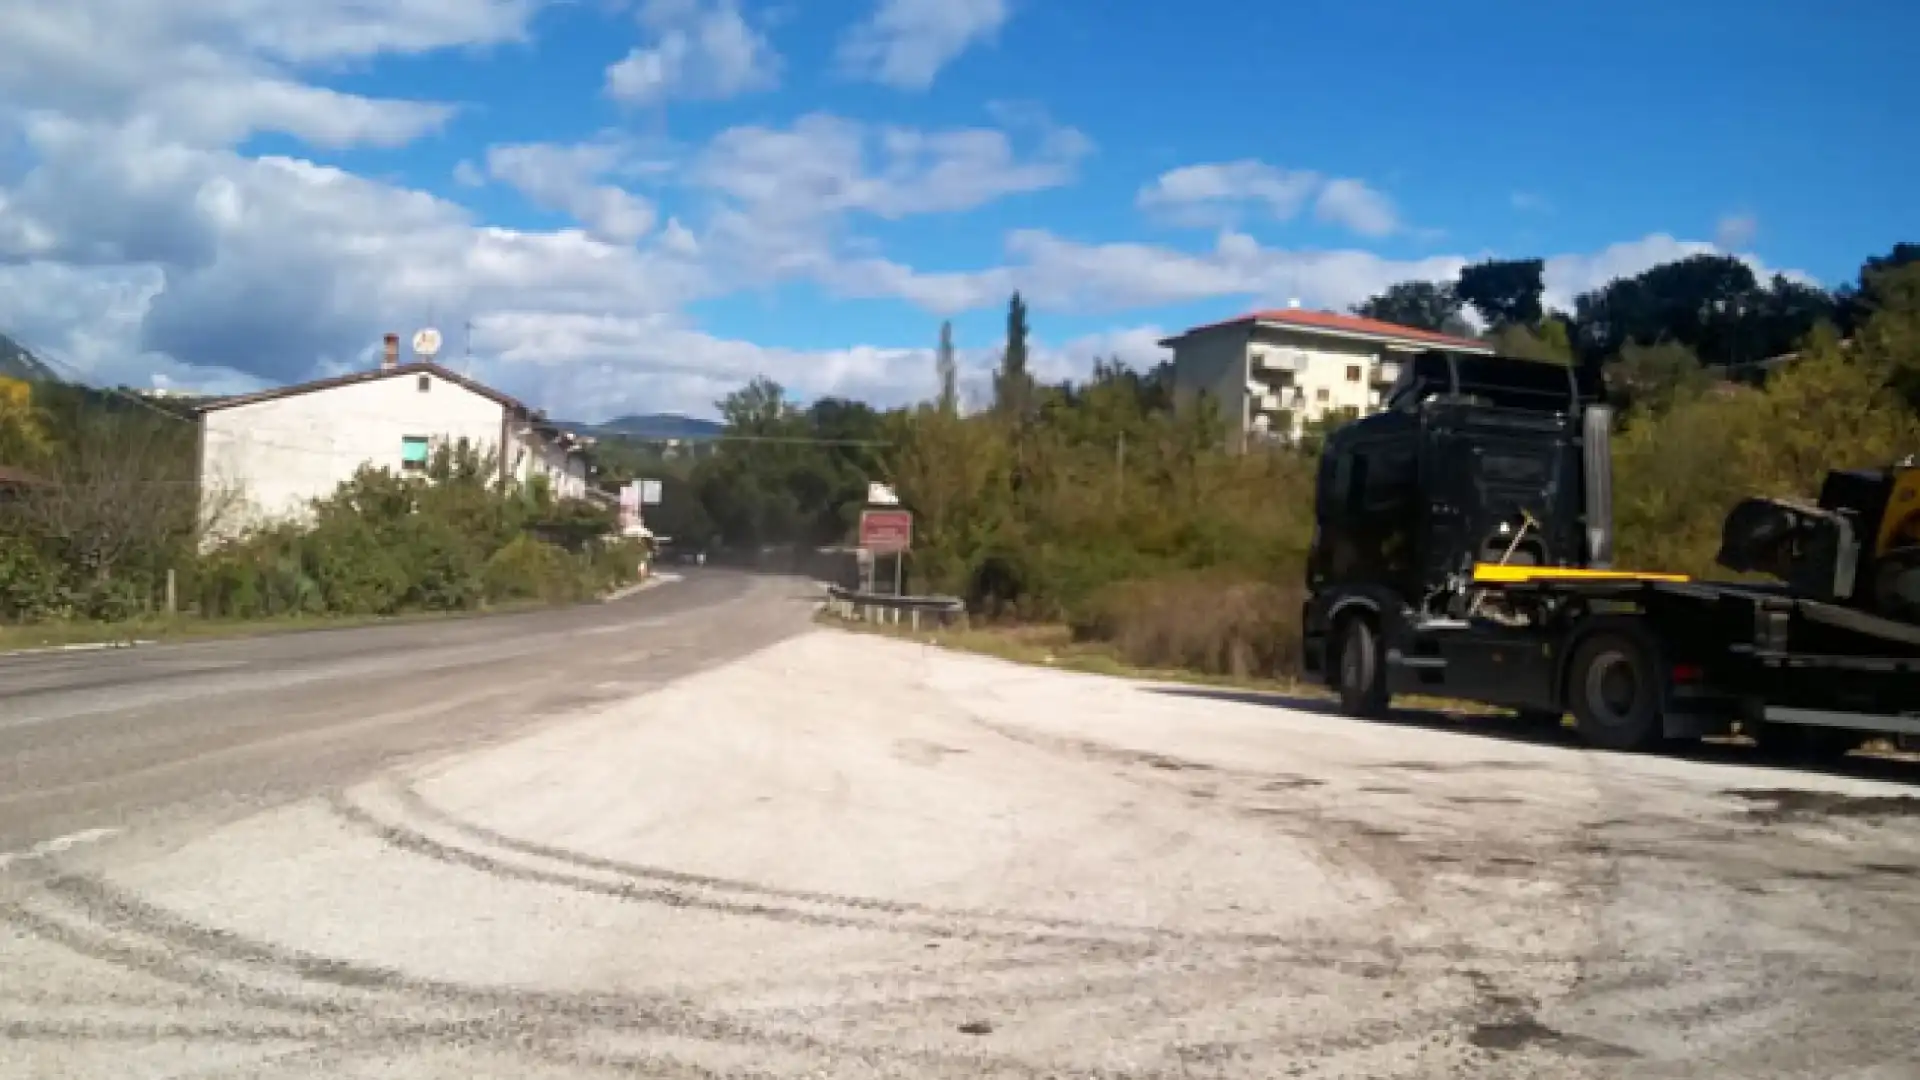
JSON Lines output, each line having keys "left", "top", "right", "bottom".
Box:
{"left": 484, "top": 140, "right": 658, "bottom": 244}
{"left": 1313, "top": 178, "right": 1399, "bottom": 238}
{"left": 1715, "top": 213, "right": 1758, "bottom": 252}
{"left": 837, "top": 0, "right": 1009, "bottom": 91}
{"left": 0, "top": 116, "right": 715, "bottom": 392}
{"left": 604, "top": 0, "right": 779, "bottom": 106}
{"left": 815, "top": 229, "right": 1809, "bottom": 329}
{"left": 1510, "top": 190, "right": 1550, "bottom": 213}
{"left": 688, "top": 111, "right": 1092, "bottom": 289}
{"left": 0, "top": 0, "right": 536, "bottom": 149}
{"left": 694, "top": 113, "right": 1089, "bottom": 221}
{"left": 1137, "top": 161, "right": 1401, "bottom": 237}
{"left": 1136, "top": 161, "right": 1321, "bottom": 228}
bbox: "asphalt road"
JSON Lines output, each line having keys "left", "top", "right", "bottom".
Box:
{"left": 0, "top": 569, "right": 812, "bottom": 853}
{"left": 5, "top": 581, "right": 1920, "bottom": 1078}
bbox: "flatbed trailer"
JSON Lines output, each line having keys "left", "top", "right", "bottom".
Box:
{"left": 1304, "top": 562, "right": 1920, "bottom": 754}
{"left": 1297, "top": 348, "right": 1920, "bottom": 756}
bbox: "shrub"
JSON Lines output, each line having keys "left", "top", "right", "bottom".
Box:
{"left": 1071, "top": 573, "right": 1306, "bottom": 681}
{"left": 484, "top": 535, "right": 586, "bottom": 604}
{"left": 391, "top": 512, "right": 486, "bottom": 611}
{"left": 305, "top": 519, "right": 410, "bottom": 616}
{"left": 0, "top": 532, "right": 68, "bottom": 621}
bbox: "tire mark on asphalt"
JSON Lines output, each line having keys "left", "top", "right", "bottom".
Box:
{"left": 381, "top": 780, "right": 1292, "bottom": 948}
{"left": 10, "top": 871, "right": 1195, "bottom": 1080}
{"left": 330, "top": 794, "right": 1172, "bottom": 952}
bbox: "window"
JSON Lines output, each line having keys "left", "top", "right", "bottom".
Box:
{"left": 417, "top": 374, "right": 431, "bottom": 392}
{"left": 1316, "top": 387, "right": 1331, "bottom": 403}
{"left": 401, "top": 436, "right": 430, "bottom": 471}
{"left": 1346, "top": 364, "right": 1362, "bottom": 382}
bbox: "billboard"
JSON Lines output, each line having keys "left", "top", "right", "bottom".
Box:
{"left": 858, "top": 509, "right": 913, "bottom": 553}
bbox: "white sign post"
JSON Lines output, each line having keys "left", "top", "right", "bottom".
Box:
{"left": 619, "top": 481, "right": 644, "bottom": 536}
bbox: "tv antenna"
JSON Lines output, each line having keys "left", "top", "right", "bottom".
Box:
{"left": 411, "top": 326, "right": 443, "bottom": 361}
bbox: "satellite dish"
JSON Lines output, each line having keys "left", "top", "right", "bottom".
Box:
{"left": 411, "top": 327, "right": 443, "bottom": 359}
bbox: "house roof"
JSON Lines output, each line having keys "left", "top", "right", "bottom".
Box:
{"left": 1161, "top": 308, "right": 1492, "bottom": 352}
{"left": 195, "top": 361, "right": 541, "bottom": 419}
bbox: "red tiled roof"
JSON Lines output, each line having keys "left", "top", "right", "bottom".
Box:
{"left": 1166, "top": 308, "right": 1490, "bottom": 351}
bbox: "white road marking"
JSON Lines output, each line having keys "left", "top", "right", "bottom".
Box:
{"left": 0, "top": 639, "right": 157, "bottom": 660}
{"left": 0, "top": 827, "right": 122, "bottom": 871}
{"left": 581, "top": 618, "right": 669, "bottom": 635}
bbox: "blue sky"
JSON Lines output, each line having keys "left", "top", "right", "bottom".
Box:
{"left": 0, "top": 0, "right": 1911, "bottom": 419}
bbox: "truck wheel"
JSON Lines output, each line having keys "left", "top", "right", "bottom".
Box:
{"left": 1336, "top": 616, "right": 1390, "bottom": 719}
{"left": 1567, "top": 630, "right": 1662, "bottom": 752}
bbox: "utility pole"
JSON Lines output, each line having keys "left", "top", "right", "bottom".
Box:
{"left": 1115, "top": 431, "right": 1127, "bottom": 503}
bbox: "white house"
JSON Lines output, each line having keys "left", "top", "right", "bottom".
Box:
{"left": 196, "top": 353, "right": 590, "bottom": 541}
{"left": 1164, "top": 305, "right": 1494, "bottom": 450}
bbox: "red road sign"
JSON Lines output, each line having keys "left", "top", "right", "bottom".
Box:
{"left": 858, "top": 509, "right": 913, "bottom": 553}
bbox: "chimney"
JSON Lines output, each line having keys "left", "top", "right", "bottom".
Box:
{"left": 381, "top": 333, "right": 399, "bottom": 370}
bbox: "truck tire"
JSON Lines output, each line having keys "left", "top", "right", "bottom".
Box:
{"left": 1567, "top": 628, "right": 1662, "bottom": 752}
{"left": 1336, "top": 615, "right": 1391, "bottom": 720}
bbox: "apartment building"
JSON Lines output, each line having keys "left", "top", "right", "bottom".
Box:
{"left": 1164, "top": 304, "right": 1493, "bottom": 450}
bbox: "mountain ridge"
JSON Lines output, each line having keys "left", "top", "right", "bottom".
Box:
{"left": 0, "top": 332, "right": 61, "bottom": 383}
{"left": 559, "top": 413, "right": 725, "bottom": 440}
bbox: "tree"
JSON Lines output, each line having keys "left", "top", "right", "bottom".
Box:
{"left": 1838, "top": 243, "right": 1920, "bottom": 331}
{"left": 1456, "top": 258, "right": 1546, "bottom": 329}
{"left": 717, "top": 376, "right": 799, "bottom": 434}
{"left": 0, "top": 377, "right": 53, "bottom": 470}
{"left": 14, "top": 407, "right": 199, "bottom": 608}
{"left": 992, "top": 292, "right": 1034, "bottom": 420}
{"left": 1352, "top": 281, "right": 1471, "bottom": 335}
{"left": 1609, "top": 341, "right": 1712, "bottom": 416}
{"left": 1569, "top": 254, "right": 1832, "bottom": 370}
{"left": 1487, "top": 320, "right": 1574, "bottom": 364}
{"left": 936, "top": 320, "right": 959, "bottom": 416}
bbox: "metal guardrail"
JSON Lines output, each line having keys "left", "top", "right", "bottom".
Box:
{"left": 823, "top": 585, "right": 967, "bottom": 630}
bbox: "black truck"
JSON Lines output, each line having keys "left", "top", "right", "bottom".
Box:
{"left": 1299, "top": 349, "right": 1920, "bottom": 755}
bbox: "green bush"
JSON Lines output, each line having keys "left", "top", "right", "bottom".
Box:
{"left": 484, "top": 535, "right": 586, "bottom": 603}
{"left": 0, "top": 532, "right": 68, "bottom": 621}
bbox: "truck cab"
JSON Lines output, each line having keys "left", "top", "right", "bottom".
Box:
{"left": 1302, "top": 349, "right": 1613, "bottom": 682}
{"left": 1301, "top": 348, "right": 1920, "bottom": 755}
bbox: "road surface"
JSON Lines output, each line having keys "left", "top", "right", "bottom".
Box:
{"left": 4, "top": 576, "right": 1919, "bottom": 1078}
{"left": 0, "top": 570, "right": 801, "bottom": 853}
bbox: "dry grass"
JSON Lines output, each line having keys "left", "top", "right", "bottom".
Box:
{"left": 815, "top": 604, "right": 1485, "bottom": 715}
{"left": 1070, "top": 574, "right": 1306, "bottom": 681}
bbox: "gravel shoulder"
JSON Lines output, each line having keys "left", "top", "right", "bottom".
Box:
{"left": 5, "top": 622, "right": 1919, "bottom": 1078}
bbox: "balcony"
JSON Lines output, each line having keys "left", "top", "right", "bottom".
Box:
{"left": 1253, "top": 348, "right": 1306, "bottom": 376}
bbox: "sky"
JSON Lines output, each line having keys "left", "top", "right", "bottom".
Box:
{"left": 0, "top": 0, "right": 1911, "bottom": 422}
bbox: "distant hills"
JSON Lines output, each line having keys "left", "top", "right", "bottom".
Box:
{"left": 0, "top": 332, "right": 60, "bottom": 382}
{"left": 561, "top": 413, "right": 725, "bottom": 440}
